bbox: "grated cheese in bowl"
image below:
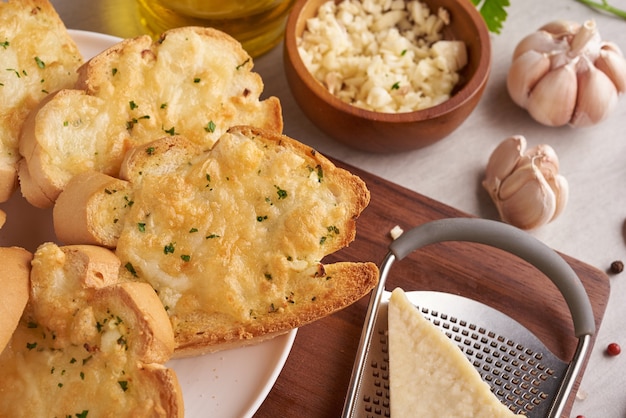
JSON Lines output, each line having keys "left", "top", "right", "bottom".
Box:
{"left": 297, "top": 0, "right": 468, "bottom": 113}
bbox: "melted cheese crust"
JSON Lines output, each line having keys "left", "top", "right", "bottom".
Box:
{"left": 0, "top": 243, "right": 178, "bottom": 417}
{"left": 116, "top": 131, "right": 351, "bottom": 323}
{"left": 0, "top": 0, "right": 82, "bottom": 197}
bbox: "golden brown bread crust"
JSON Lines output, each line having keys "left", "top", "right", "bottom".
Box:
{"left": 174, "top": 261, "right": 379, "bottom": 356}
{"left": 19, "top": 26, "right": 283, "bottom": 208}
{"left": 0, "top": 243, "right": 183, "bottom": 417}
{"left": 53, "top": 126, "right": 378, "bottom": 354}
{"left": 53, "top": 170, "right": 131, "bottom": 247}
{"left": 0, "top": 247, "right": 32, "bottom": 352}
{"left": 0, "top": 0, "right": 83, "bottom": 203}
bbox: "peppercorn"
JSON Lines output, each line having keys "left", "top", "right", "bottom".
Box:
{"left": 609, "top": 260, "right": 624, "bottom": 274}
{"left": 607, "top": 342, "right": 621, "bottom": 356}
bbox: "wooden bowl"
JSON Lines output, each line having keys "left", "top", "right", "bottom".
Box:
{"left": 283, "top": 0, "right": 492, "bottom": 153}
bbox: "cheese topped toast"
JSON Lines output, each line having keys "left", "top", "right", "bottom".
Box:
{"left": 0, "top": 243, "right": 183, "bottom": 417}
{"left": 53, "top": 126, "right": 379, "bottom": 355}
{"left": 19, "top": 25, "right": 283, "bottom": 208}
{"left": 0, "top": 247, "right": 32, "bottom": 353}
{"left": 0, "top": 0, "right": 83, "bottom": 202}
{"left": 388, "top": 288, "right": 523, "bottom": 417}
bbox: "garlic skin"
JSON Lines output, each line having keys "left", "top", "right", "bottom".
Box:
{"left": 507, "top": 19, "right": 626, "bottom": 127}
{"left": 482, "top": 136, "right": 568, "bottom": 230}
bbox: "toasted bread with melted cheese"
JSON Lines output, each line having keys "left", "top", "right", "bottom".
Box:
{"left": 0, "top": 247, "right": 32, "bottom": 352}
{"left": 0, "top": 0, "right": 83, "bottom": 203}
{"left": 18, "top": 26, "right": 283, "bottom": 208}
{"left": 53, "top": 126, "right": 379, "bottom": 356}
{"left": 0, "top": 243, "right": 183, "bottom": 417}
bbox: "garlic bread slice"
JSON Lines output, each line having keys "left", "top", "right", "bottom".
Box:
{"left": 54, "top": 126, "right": 378, "bottom": 355}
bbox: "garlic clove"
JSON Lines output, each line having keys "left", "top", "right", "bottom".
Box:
{"left": 496, "top": 164, "right": 557, "bottom": 230}
{"left": 525, "top": 143, "right": 561, "bottom": 176}
{"left": 539, "top": 20, "right": 580, "bottom": 37}
{"left": 526, "top": 63, "right": 577, "bottom": 126}
{"left": 569, "top": 20, "right": 602, "bottom": 60}
{"left": 507, "top": 50, "right": 551, "bottom": 107}
{"left": 546, "top": 174, "right": 569, "bottom": 221}
{"left": 482, "top": 135, "right": 525, "bottom": 197}
{"left": 483, "top": 136, "right": 567, "bottom": 230}
{"left": 571, "top": 57, "right": 618, "bottom": 127}
{"left": 595, "top": 42, "right": 626, "bottom": 94}
{"left": 512, "top": 30, "right": 568, "bottom": 61}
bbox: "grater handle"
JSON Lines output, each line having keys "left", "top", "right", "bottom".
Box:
{"left": 389, "top": 218, "right": 595, "bottom": 337}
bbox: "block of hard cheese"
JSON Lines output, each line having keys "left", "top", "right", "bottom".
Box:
{"left": 388, "top": 288, "right": 523, "bottom": 417}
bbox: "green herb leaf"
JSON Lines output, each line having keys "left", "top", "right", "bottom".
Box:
{"left": 125, "top": 262, "right": 138, "bottom": 277}
{"left": 471, "top": 0, "right": 510, "bottom": 34}
{"left": 34, "top": 56, "right": 45, "bottom": 69}
{"left": 205, "top": 120, "right": 216, "bottom": 133}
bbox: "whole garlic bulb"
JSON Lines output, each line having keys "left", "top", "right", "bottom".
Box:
{"left": 507, "top": 19, "right": 626, "bottom": 127}
{"left": 482, "top": 136, "right": 568, "bottom": 230}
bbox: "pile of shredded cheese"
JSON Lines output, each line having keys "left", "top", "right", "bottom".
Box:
{"left": 297, "top": 0, "right": 468, "bottom": 113}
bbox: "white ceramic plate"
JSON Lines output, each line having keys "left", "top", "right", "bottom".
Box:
{"left": 0, "top": 29, "right": 296, "bottom": 418}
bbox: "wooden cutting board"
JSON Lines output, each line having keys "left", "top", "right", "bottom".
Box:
{"left": 255, "top": 160, "right": 611, "bottom": 417}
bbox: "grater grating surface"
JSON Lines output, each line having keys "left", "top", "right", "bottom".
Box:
{"left": 341, "top": 218, "right": 595, "bottom": 418}
{"left": 357, "top": 291, "right": 568, "bottom": 418}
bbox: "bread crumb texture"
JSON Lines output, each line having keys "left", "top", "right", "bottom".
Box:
{"left": 0, "top": 0, "right": 83, "bottom": 202}
{"left": 18, "top": 26, "right": 282, "bottom": 207}
{"left": 54, "top": 126, "right": 378, "bottom": 354}
{"left": 0, "top": 243, "right": 183, "bottom": 417}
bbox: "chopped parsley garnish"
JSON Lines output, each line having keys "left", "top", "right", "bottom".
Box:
{"left": 204, "top": 120, "right": 216, "bottom": 133}
{"left": 125, "top": 262, "right": 138, "bottom": 277}
{"left": 118, "top": 381, "right": 129, "bottom": 392}
{"left": 126, "top": 115, "right": 150, "bottom": 130}
{"left": 6, "top": 68, "right": 20, "bottom": 78}
{"left": 34, "top": 56, "right": 45, "bottom": 69}
{"left": 275, "top": 185, "right": 287, "bottom": 199}
{"left": 181, "top": 254, "right": 191, "bottom": 262}
{"left": 137, "top": 223, "right": 146, "bottom": 232}
{"left": 164, "top": 242, "right": 175, "bottom": 254}
{"left": 236, "top": 58, "right": 251, "bottom": 70}
{"left": 163, "top": 126, "right": 177, "bottom": 136}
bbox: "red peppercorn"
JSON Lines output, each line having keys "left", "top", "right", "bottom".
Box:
{"left": 606, "top": 342, "right": 621, "bottom": 356}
